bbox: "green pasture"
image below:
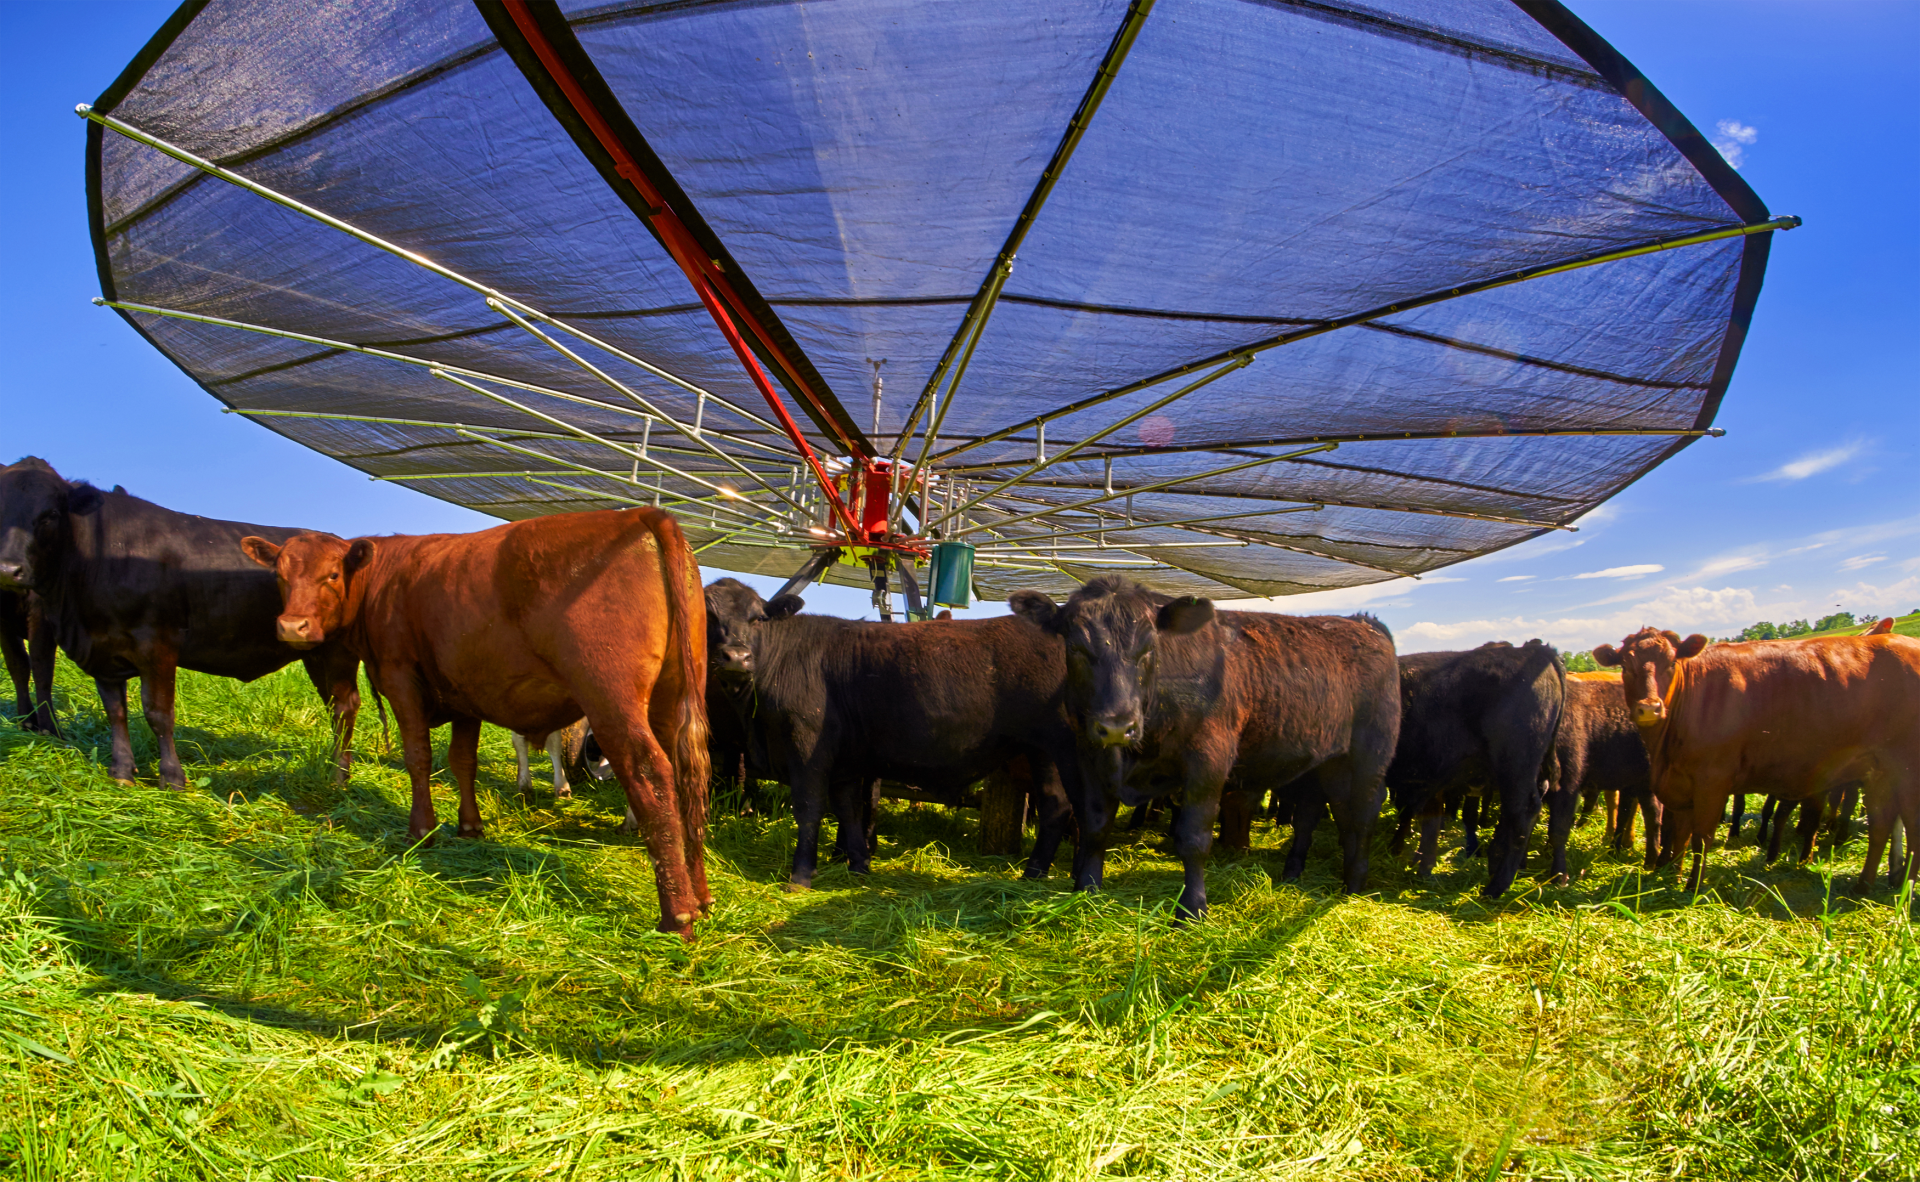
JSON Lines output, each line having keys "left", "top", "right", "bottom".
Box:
{"left": 1, "top": 658, "right": 1914, "bottom": 1181}
{"left": 1807, "top": 611, "right": 1920, "bottom": 640}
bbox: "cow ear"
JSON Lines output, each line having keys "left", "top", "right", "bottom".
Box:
{"left": 67, "top": 483, "right": 104, "bottom": 514}
{"left": 344, "top": 539, "right": 375, "bottom": 575}
{"left": 1157, "top": 596, "right": 1215, "bottom": 635}
{"left": 1676, "top": 633, "right": 1709, "bottom": 659}
{"left": 1008, "top": 590, "right": 1060, "bottom": 632}
{"left": 240, "top": 536, "right": 282, "bottom": 568}
{"left": 765, "top": 593, "right": 804, "bottom": 620}
{"left": 1592, "top": 644, "right": 1621, "bottom": 667}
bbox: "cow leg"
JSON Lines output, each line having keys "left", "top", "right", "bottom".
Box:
{"left": 1415, "top": 805, "right": 1444, "bottom": 877}
{"left": 1756, "top": 796, "right": 1778, "bottom": 851}
{"left": 1545, "top": 778, "right": 1578, "bottom": 886}
{"left": 1315, "top": 759, "right": 1380, "bottom": 894}
{"left": 1390, "top": 806, "right": 1415, "bottom": 857}
{"left": 827, "top": 777, "right": 873, "bottom": 875}
{"left": 1765, "top": 800, "right": 1792, "bottom": 865}
{"left": 513, "top": 733, "right": 534, "bottom": 799}
{"left": 1577, "top": 782, "right": 1600, "bottom": 826}
{"left": 383, "top": 680, "right": 441, "bottom": 845}
{"left": 1611, "top": 791, "right": 1634, "bottom": 855}
{"left": 1685, "top": 786, "right": 1732, "bottom": 894}
{"left": 137, "top": 651, "right": 185, "bottom": 789}
{"left": 24, "top": 598, "right": 58, "bottom": 736}
{"left": 1025, "top": 780, "right": 1074, "bottom": 880}
{"left": 1460, "top": 793, "right": 1482, "bottom": 858}
{"left": 1127, "top": 800, "right": 1157, "bottom": 831}
{"left": 787, "top": 768, "right": 831, "bottom": 890}
{"left": 1482, "top": 758, "right": 1548, "bottom": 899}
{"left": 1282, "top": 794, "right": 1323, "bottom": 881}
{"left": 1828, "top": 783, "right": 1858, "bottom": 852}
{"left": 1792, "top": 796, "right": 1825, "bottom": 865}
{"left": 1216, "top": 785, "right": 1254, "bottom": 856}
{"left": 1858, "top": 801, "right": 1892, "bottom": 894}
{"left": 548, "top": 731, "right": 572, "bottom": 799}
{"left": 1639, "top": 794, "right": 1663, "bottom": 869}
{"left": 445, "top": 716, "right": 484, "bottom": 839}
{"left": 303, "top": 649, "right": 360, "bottom": 783}
{"left": 1728, "top": 793, "right": 1746, "bottom": 845}
{"left": 97, "top": 677, "right": 137, "bottom": 783}
{"left": 1168, "top": 783, "right": 1224, "bottom": 922}
{"left": 0, "top": 602, "right": 30, "bottom": 725}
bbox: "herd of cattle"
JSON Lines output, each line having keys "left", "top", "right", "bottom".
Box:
{"left": 3, "top": 455, "right": 1917, "bottom": 939}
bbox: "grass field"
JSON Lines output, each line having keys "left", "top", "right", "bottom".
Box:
{"left": 1, "top": 657, "right": 1915, "bottom": 1181}
{"left": 1806, "top": 612, "right": 1920, "bottom": 640}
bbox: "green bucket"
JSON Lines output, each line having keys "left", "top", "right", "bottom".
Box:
{"left": 928, "top": 541, "right": 974, "bottom": 608}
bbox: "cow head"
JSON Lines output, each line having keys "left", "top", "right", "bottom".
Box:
{"left": 1010, "top": 576, "right": 1214, "bottom": 749}
{"left": 241, "top": 532, "right": 374, "bottom": 649}
{"left": 1593, "top": 626, "right": 1708, "bottom": 727}
{"left": 703, "top": 577, "right": 800, "bottom": 679}
{"left": 0, "top": 458, "right": 90, "bottom": 591}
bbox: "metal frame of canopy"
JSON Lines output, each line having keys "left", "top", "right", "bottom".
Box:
{"left": 82, "top": 0, "right": 1798, "bottom": 613}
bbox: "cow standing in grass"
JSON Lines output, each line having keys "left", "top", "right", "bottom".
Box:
{"left": 1386, "top": 641, "right": 1566, "bottom": 897}
{"left": 0, "top": 456, "right": 359, "bottom": 785}
{"left": 1011, "top": 577, "right": 1401, "bottom": 919}
{"left": 0, "top": 587, "right": 58, "bottom": 735}
{"left": 242, "top": 507, "right": 711, "bottom": 939}
{"left": 1595, "top": 627, "right": 1920, "bottom": 893}
{"left": 702, "top": 577, "right": 1080, "bottom": 888}
{"left": 1559, "top": 672, "right": 1658, "bottom": 869}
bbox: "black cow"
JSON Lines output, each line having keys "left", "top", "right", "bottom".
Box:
{"left": 1, "top": 588, "right": 58, "bottom": 734}
{"left": 1387, "top": 641, "right": 1566, "bottom": 897}
{"left": 1010, "top": 577, "right": 1402, "bottom": 920}
{"left": 703, "top": 577, "right": 1078, "bottom": 887}
{"left": 0, "top": 458, "right": 360, "bottom": 786}
{"left": 1558, "top": 674, "right": 1659, "bottom": 871}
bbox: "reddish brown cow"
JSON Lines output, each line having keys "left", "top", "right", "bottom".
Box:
{"left": 243, "top": 508, "right": 711, "bottom": 938}
{"left": 1595, "top": 626, "right": 1920, "bottom": 893}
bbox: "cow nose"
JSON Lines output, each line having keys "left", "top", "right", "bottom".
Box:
{"left": 720, "top": 645, "right": 752, "bottom": 671}
{"left": 0, "top": 560, "right": 25, "bottom": 588}
{"left": 1091, "top": 717, "right": 1140, "bottom": 748}
{"left": 1632, "top": 701, "right": 1665, "bottom": 726}
{"left": 276, "top": 616, "right": 317, "bottom": 646}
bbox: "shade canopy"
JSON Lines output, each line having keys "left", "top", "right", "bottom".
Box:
{"left": 87, "top": 0, "right": 1790, "bottom": 599}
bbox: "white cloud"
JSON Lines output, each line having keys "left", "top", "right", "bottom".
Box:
{"left": 1224, "top": 575, "right": 1463, "bottom": 615}
{"left": 1713, "top": 119, "right": 1758, "bottom": 169}
{"left": 1572, "top": 564, "right": 1664, "bottom": 580}
{"left": 1689, "top": 554, "right": 1768, "bottom": 579}
{"left": 1839, "top": 554, "right": 1885, "bottom": 572}
{"left": 1497, "top": 575, "right": 1534, "bottom": 583}
{"left": 1746, "top": 441, "right": 1865, "bottom": 483}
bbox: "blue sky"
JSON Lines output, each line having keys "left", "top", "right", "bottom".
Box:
{"left": 4, "top": 1, "right": 1914, "bottom": 650}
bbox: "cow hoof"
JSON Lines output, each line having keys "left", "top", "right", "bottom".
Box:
{"left": 784, "top": 880, "right": 813, "bottom": 893}
{"left": 1549, "top": 872, "right": 1570, "bottom": 887}
{"left": 408, "top": 830, "right": 438, "bottom": 848}
{"left": 555, "top": 787, "right": 573, "bottom": 800}
{"left": 458, "top": 825, "right": 484, "bottom": 840}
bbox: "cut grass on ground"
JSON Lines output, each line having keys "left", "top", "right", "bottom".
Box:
{"left": 1, "top": 656, "right": 1915, "bottom": 1181}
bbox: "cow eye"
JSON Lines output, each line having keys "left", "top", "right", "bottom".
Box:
{"left": 327, "top": 571, "right": 340, "bottom": 582}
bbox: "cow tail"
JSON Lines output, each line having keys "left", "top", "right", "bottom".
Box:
{"left": 1543, "top": 642, "right": 1568, "bottom": 790}
{"left": 647, "top": 510, "right": 711, "bottom": 848}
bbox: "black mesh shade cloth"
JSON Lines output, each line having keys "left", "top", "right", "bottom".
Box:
{"left": 86, "top": 0, "right": 1791, "bottom": 599}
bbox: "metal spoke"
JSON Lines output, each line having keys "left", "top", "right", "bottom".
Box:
{"left": 945, "top": 444, "right": 1337, "bottom": 538}
{"left": 485, "top": 299, "right": 809, "bottom": 515}
{"left": 927, "top": 216, "right": 1798, "bottom": 467}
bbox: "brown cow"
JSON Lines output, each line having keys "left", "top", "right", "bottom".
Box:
{"left": 1595, "top": 627, "right": 1920, "bottom": 893}
{"left": 243, "top": 507, "right": 711, "bottom": 938}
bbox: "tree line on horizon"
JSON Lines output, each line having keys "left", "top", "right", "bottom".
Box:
{"left": 1557, "top": 608, "right": 1915, "bottom": 674}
